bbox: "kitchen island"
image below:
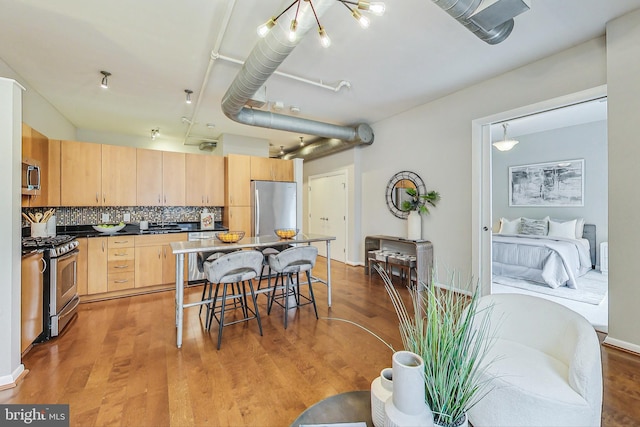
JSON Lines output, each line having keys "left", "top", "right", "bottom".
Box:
{"left": 170, "top": 233, "right": 336, "bottom": 348}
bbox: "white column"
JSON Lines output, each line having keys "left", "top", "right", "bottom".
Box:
{"left": 0, "top": 77, "right": 25, "bottom": 388}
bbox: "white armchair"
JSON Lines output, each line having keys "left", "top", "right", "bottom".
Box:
{"left": 468, "top": 293, "right": 603, "bottom": 427}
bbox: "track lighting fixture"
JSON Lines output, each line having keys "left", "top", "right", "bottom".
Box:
{"left": 280, "top": 145, "right": 285, "bottom": 155}
{"left": 257, "top": 0, "right": 385, "bottom": 48}
{"left": 299, "top": 136, "right": 305, "bottom": 147}
{"left": 151, "top": 128, "right": 160, "bottom": 140}
{"left": 100, "top": 71, "right": 111, "bottom": 89}
{"left": 185, "top": 89, "right": 193, "bottom": 104}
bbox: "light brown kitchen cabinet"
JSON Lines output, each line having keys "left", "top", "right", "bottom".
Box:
{"left": 76, "top": 238, "right": 88, "bottom": 296}
{"left": 136, "top": 149, "right": 185, "bottom": 206}
{"left": 61, "top": 140, "right": 102, "bottom": 206}
{"left": 250, "top": 157, "right": 294, "bottom": 182}
{"left": 22, "top": 124, "right": 61, "bottom": 207}
{"left": 224, "top": 206, "right": 252, "bottom": 234}
{"left": 107, "top": 235, "right": 135, "bottom": 291}
{"left": 87, "top": 237, "right": 108, "bottom": 294}
{"left": 185, "top": 154, "right": 224, "bottom": 206}
{"left": 101, "top": 145, "right": 137, "bottom": 206}
{"left": 135, "top": 234, "right": 187, "bottom": 288}
{"left": 21, "top": 251, "right": 44, "bottom": 354}
{"left": 225, "top": 154, "right": 251, "bottom": 206}
{"left": 136, "top": 148, "right": 163, "bottom": 205}
{"left": 162, "top": 151, "right": 186, "bottom": 206}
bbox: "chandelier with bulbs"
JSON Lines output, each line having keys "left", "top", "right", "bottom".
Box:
{"left": 257, "top": 0, "right": 385, "bottom": 48}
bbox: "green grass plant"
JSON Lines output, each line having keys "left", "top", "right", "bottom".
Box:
{"left": 374, "top": 264, "right": 497, "bottom": 427}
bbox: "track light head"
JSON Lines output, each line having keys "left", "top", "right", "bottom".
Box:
{"left": 100, "top": 71, "right": 111, "bottom": 89}
{"left": 185, "top": 89, "right": 193, "bottom": 104}
{"left": 151, "top": 128, "right": 160, "bottom": 140}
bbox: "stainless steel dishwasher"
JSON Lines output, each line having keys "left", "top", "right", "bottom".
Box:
{"left": 187, "top": 231, "right": 218, "bottom": 283}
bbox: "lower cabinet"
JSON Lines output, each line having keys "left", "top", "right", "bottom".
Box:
{"left": 21, "top": 251, "right": 44, "bottom": 354}
{"left": 82, "top": 233, "right": 186, "bottom": 300}
{"left": 135, "top": 234, "right": 187, "bottom": 288}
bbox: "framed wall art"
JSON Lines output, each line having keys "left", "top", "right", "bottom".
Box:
{"left": 509, "top": 159, "right": 584, "bottom": 207}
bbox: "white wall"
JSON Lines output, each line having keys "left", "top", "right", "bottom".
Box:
{"left": 492, "top": 120, "right": 608, "bottom": 262}
{"left": 606, "top": 8, "right": 640, "bottom": 352}
{"left": 0, "top": 58, "right": 75, "bottom": 140}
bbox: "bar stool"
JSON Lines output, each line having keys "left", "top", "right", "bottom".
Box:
{"left": 256, "top": 247, "right": 281, "bottom": 297}
{"left": 197, "top": 250, "right": 235, "bottom": 320}
{"left": 267, "top": 245, "right": 319, "bottom": 329}
{"left": 202, "top": 250, "right": 264, "bottom": 349}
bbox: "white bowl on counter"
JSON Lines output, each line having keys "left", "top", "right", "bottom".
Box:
{"left": 92, "top": 224, "right": 126, "bottom": 234}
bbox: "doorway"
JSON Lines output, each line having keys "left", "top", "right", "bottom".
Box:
{"left": 308, "top": 171, "right": 347, "bottom": 263}
{"left": 472, "top": 86, "right": 609, "bottom": 331}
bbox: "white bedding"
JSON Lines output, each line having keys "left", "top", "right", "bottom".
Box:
{"left": 492, "top": 234, "right": 592, "bottom": 289}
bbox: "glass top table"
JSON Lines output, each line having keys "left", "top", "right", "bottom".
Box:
{"left": 290, "top": 391, "right": 372, "bottom": 427}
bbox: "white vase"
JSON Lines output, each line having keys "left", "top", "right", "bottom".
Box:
{"left": 434, "top": 413, "right": 469, "bottom": 427}
{"left": 407, "top": 210, "right": 421, "bottom": 240}
{"left": 384, "top": 351, "right": 434, "bottom": 427}
{"left": 371, "top": 367, "right": 393, "bottom": 427}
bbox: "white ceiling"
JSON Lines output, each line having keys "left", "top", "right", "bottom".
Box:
{"left": 0, "top": 0, "right": 637, "bottom": 155}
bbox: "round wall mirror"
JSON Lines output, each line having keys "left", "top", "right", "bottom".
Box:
{"left": 385, "top": 171, "right": 426, "bottom": 219}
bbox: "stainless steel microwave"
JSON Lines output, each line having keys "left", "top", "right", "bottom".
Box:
{"left": 22, "top": 158, "right": 41, "bottom": 196}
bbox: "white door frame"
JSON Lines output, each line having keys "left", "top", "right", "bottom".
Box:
{"left": 308, "top": 169, "right": 349, "bottom": 262}
{"left": 471, "top": 85, "right": 607, "bottom": 296}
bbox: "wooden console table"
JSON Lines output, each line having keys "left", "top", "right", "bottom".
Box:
{"left": 364, "top": 235, "right": 433, "bottom": 285}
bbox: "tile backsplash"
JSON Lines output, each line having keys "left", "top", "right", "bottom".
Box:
{"left": 22, "top": 206, "right": 222, "bottom": 226}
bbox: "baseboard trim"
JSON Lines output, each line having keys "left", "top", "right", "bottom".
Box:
{"left": 603, "top": 336, "right": 640, "bottom": 356}
{"left": 0, "top": 364, "right": 26, "bottom": 391}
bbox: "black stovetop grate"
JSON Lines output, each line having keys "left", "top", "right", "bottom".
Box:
{"left": 22, "top": 235, "right": 74, "bottom": 249}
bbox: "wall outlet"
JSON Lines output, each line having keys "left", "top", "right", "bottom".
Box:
{"left": 101, "top": 213, "right": 110, "bottom": 222}
{"left": 123, "top": 213, "right": 131, "bottom": 222}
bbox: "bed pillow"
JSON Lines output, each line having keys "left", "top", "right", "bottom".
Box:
{"left": 550, "top": 217, "right": 585, "bottom": 239}
{"left": 520, "top": 217, "right": 548, "bottom": 236}
{"left": 499, "top": 217, "right": 521, "bottom": 234}
{"left": 548, "top": 219, "right": 577, "bottom": 239}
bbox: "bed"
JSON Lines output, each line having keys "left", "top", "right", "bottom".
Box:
{"left": 492, "top": 217, "right": 595, "bottom": 289}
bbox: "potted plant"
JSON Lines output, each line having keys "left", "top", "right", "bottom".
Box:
{"left": 401, "top": 188, "right": 441, "bottom": 215}
{"left": 402, "top": 188, "right": 440, "bottom": 240}
{"left": 374, "top": 264, "right": 496, "bottom": 427}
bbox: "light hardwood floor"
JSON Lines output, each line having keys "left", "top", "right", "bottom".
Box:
{"left": 1, "top": 259, "right": 639, "bottom": 426}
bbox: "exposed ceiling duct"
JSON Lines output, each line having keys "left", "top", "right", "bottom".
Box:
{"left": 281, "top": 130, "right": 373, "bottom": 161}
{"left": 198, "top": 140, "right": 218, "bottom": 151}
{"left": 431, "top": 0, "right": 530, "bottom": 45}
{"left": 221, "top": 0, "right": 374, "bottom": 160}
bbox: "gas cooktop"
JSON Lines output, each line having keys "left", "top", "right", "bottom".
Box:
{"left": 22, "top": 235, "right": 79, "bottom": 257}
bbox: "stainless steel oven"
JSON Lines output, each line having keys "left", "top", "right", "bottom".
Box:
{"left": 24, "top": 235, "right": 80, "bottom": 340}
{"left": 49, "top": 248, "right": 79, "bottom": 337}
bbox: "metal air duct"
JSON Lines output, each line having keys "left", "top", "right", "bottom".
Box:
{"left": 221, "top": 0, "right": 374, "bottom": 159}
{"left": 281, "top": 130, "right": 373, "bottom": 161}
{"left": 431, "top": 0, "right": 529, "bottom": 45}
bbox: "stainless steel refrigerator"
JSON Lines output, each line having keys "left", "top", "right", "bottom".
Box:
{"left": 251, "top": 180, "right": 297, "bottom": 237}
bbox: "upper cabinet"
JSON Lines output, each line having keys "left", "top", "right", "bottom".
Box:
{"left": 102, "top": 145, "right": 137, "bottom": 206}
{"left": 61, "top": 141, "right": 136, "bottom": 207}
{"left": 136, "top": 149, "right": 185, "bottom": 206}
{"left": 61, "top": 140, "right": 102, "bottom": 206}
{"left": 22, "top": 124, "right": 60, "bottom": 207}
{"left": 162, "top": 152, "right": 186, "bottom": 206}
{"left": 225, "top": 154, "right": 251, "bottom": 207}
{"left": 250, "top": 157, "right": 293, "bottom": 182}
{"left": 136, "top": 148, "right": 163, "bottom": 206}
{"left": 185, "top": 154, "right": 224, "bottom": 206}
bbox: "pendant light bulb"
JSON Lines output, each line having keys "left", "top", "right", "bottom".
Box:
{"left": 358, "top": 1, "right": 385, "bottom": 16}
{"left": 318, "top": 27, "right": 331, "bottom": 48}
{"left": 351, "top": 9, "right": 370, "bottom": 28}
{"left": 492, "top": 123, "right": 519, "bottom": 151}
{"left": 257, "top": 17, "right": 276, "bottom": 38}
{"left": 288, "top": 19, "right": 298, "bottom": 42}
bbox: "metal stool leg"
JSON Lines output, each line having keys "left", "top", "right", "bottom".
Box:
{"left": 216, "top": 283, "right": 229, "bottom": 350}
{"left": 246, "top": 279, "right": 263, "bottom": 336}
{"left": 306, "top": 270, "right": 319, "bottom": 319}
